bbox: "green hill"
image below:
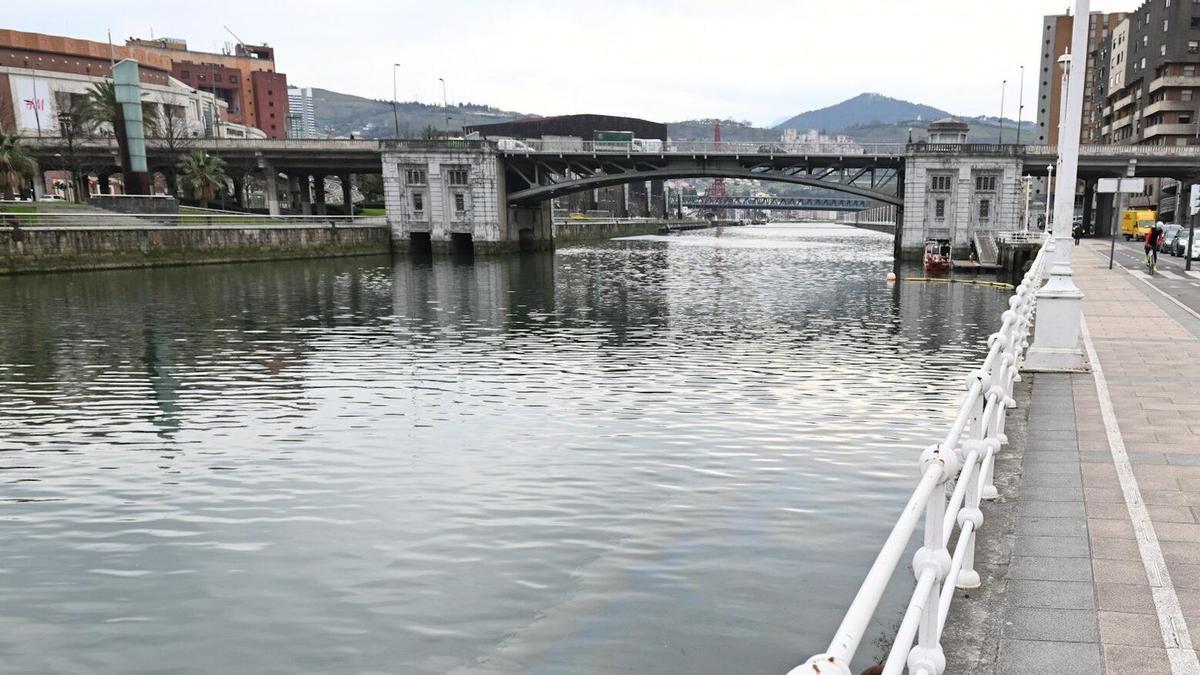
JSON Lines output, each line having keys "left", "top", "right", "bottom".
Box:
{"left": 310, "top": 88, "right": 529, "bottom": 139}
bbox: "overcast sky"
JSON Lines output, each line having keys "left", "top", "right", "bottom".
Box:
{"left": 12, "top": 0, "right": 1143, "bottom": 125}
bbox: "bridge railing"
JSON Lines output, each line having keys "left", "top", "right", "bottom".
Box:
{"left": 493, "top": 139, "right": 908, "bottom": 157}
{"left": 789, "top": 239, "right": 1050, "bottom": 675}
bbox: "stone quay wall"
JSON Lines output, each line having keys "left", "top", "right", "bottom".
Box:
{"left": 2, "top": 224, "right": 391, "bottom": 274}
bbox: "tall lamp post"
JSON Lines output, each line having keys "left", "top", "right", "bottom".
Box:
{"left": 1026, "top": 0, "right": 1089, "bottom": 372}
{"left": 999, "top": 79, "right": 1007, "bottom": 144}
{"left": 391, "top": 63, "right": 401, "bottom": 139}
{"left": 1016, "top": 65, "right": 1025, "bottom": 145}
{"left": 439, "top": 77, "right": 450, "bottom": 134}
{"left": 1044, "top": 163, "right": 1054, "bottom": 232}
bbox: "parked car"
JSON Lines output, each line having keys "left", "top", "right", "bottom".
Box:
{"left": 1177, "top": 230, "right": 1200, "bottom": 259}
{"left": 1160, "top": 223, "right": 1184, "bottom": 253}
{"left": 1168, "top": 228, "right": 1188, "bottom": 256}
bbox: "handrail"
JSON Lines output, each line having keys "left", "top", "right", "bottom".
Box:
{"left": 789, "top": 238, "right": 1049, "bottom": 675}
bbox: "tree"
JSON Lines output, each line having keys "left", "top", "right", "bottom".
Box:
{"left": 151, "top": 105, "right": 193, "bottom": 197}
{"left": 0, "top": 133, "right": 35, "bottom": 200}
{"left": 76, "top": 80, "right": 161, "bottom": 138}
{"left": 177, "top": 151, "right": 229, "bottom": 208}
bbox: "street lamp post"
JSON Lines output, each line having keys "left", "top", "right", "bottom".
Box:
{"left": 1044, "top": 164, "right": 1054, "bottom": 232}
{"left": 1023, "top": 174, "right": 1032, "bottom": 232}
{"left": 999, "top": 79, "right": 1007, "bottom": 144}
{"left": 1016, "top": 65, "right": 1025, "bottom": 145}
{"left": 1026, "top": 0, "right": 1089, "bottom": 373}
{"left": 439, "top": 77, "right": 449, "bottom": 134}
{"left": 391, "top": 63, "right": 401, "bottom": 139}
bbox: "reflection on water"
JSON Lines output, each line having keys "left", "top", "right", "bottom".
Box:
{"left": 0, "top": 224, "right": 1009, "bottom": 674}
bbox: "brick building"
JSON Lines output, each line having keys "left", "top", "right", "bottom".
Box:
{"left": 127, "top": 38, "right": 290, "bottom": 139}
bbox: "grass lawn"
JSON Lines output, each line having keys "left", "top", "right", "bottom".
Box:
{"left": 359, "top": 207, "right": 386, "bottom": 217}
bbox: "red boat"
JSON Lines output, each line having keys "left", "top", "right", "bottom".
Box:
{"left": 923, "top": 239, "right": 952, "bottom": 275}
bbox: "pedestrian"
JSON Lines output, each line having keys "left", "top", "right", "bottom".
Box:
{"left": 1073, "top": 222, "right": 1082, "bottom": 245}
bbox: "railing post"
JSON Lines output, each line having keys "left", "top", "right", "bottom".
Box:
{"left": 956, "top": 439, "right": 986, "bottom": 589}
{"left": 907, "top": 445, "right": 957, "bottom": 675}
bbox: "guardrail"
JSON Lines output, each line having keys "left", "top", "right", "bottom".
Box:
{"left": 790, "top": 239, "right": 1049, "bottom": 675}
{"left": 0, "top": 212, "right": 387, "bottom": 227}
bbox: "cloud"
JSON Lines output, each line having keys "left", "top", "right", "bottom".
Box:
{"left": 12, "top": 0, "right": 1144, "bottom": 125}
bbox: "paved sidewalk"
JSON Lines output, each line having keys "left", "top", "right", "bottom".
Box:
{"left": 945, "top": 241, "right": 1200, "bottom": 674}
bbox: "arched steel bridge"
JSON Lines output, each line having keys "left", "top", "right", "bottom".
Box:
{"left": 495, "top": 140, "right": 905, "bottom": 206}
{"left": 681, "top": 195, "right": 870, "bottom": 211}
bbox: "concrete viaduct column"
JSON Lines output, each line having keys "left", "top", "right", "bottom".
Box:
{"left": 298, "top": 174, "right": 313, "bottom": 215}
{"left": 341, "top": 174, "right": 354, "bottom": 216}
{"left": 264, "top": 169, "right": 280, "bottom": 216}
{"left": 313, "top": 173, "right": 326, "bottom": 215}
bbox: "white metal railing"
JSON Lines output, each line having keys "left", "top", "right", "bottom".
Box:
{"left": 493, "top": 139, "right": 908, "bottom": 157}
{"left": 789, "top": 240, "right": 1049, "bottom": 675}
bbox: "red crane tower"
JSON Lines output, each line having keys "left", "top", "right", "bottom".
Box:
{"left": 708, "top": 122, "right": 726, "bottom": 218}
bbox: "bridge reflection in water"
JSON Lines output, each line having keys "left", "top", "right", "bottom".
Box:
{"left": 0, "top": 223, "right": 1011, "bottom": 674}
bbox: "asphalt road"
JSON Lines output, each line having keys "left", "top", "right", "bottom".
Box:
{"left": 1082, "top": 235, "right": 1200, "bottom": 320}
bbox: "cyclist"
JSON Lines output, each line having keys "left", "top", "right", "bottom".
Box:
{"left": 1145, "top": 222, "right": 1165, "bottom": 272}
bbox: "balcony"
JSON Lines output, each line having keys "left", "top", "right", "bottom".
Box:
{"left": 1143, "top": 122, "right": 1197, "bottom": 137}
{"left": 1144, "top": 98, "right": 1196, "bottom": 116}
{"left": 1111, "top": 115, "right": 1135, "bottom": 131}
{"left": 1149, "top": 74, "right": 1200, "bottom": 92}
{"left": 1110, "top": 93, "right": 1135, "bottom": 111}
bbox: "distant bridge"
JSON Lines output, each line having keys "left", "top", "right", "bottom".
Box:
{"left": 682, "top": 195, "right": 869, "bottom": 212}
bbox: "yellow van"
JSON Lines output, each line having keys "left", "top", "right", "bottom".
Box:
{"left": 1121, "top": 209, "right": 1157, "bottom": 241}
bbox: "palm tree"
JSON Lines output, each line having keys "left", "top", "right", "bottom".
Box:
{"left": 177, "top": 151, "right": 229, "bottom": 208}
{"left": 0, "top": 133, "right": 35, "bottom": 200}
{"left": 76, "top": 80, "right": 161, "bottom": 138}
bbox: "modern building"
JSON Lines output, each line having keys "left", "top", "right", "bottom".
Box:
{"left": 1099, "top": 0, "right": 1200, "bottom": 147}
{"left": 287, "top": 86, "right": 317, "bottom": 139}
{"left": 0, "top": 28, "right": 262, "bottom": 140}
{"left": 465, "top": 114, "right": 669, "bottom": 218}
{"left": 127, "top": 37, "right": 290, "bottom": 138}
{"left": 1037, "top": 11, "right": 1128, "bottom": 146}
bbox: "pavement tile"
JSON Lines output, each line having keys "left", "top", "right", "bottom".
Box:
{"left": 1019, "top": 501, "right": 1088, "bottom": 519}
{"left": 1088, "top": 536, "right": 1142, "bottom": 561}
{"left": 1084, "top": 487, "right": 1125, "bottom": 503}
{"left": 1011, "top": 556, "right": 1094, "bottom": 582}
{"left": 1093, "top": 558, "right": 1150, "bottom": 586}
{"left": 1013, "top": 535, "right": 1091, "bottom": 558}
{"left": 1102, "top": 645, "right": 1173, "bottom": 675}
{"left": 1022, "top": 486, "right": 1086, "bottom": 502}
{"left": 1016, "top": 516, "right": 1089, "bottom": 537}
{"left": 1087, "top": 517, "right": 1136, "bottom": 540}
{"left": 1007, "top": 579, "right": 1097, "bottom": 611}
{"left": 1001, "top": 607, "right": 1099, "bottom": 642}
{"left": 1154, "top": 521, "right": 1200, "bottom": 543}
{"left": 1095, "top": 582, "right": 1156, "bottom": 615}
{"left": 1098, "top": 611, "right": 1163, "bottom": 647}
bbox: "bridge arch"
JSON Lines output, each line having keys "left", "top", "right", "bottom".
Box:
{"left": 505, "top": 166, "right": 902, "bottom": 207}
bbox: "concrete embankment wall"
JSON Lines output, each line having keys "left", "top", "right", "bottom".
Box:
{"left": 552, "top": 219, "right": 722, "bottom": 243}
{"left": 552, "top": 220, "right": 665, "bottom": 243}
{"left": 2, "top": 224, "right": 392, "bottom": 274}
{"left": 841, "top": 221, "right": 896, "bottom": 235}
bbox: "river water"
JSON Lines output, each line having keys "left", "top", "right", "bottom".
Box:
{"left": 0, "top": 223, "right": 1010, "bottom": 674}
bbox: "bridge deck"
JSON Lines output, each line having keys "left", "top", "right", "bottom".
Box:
{"left": 943, "top": 241, "right": 1200, "bottom": 673}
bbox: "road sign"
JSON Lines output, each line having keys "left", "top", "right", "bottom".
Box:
{"left": 1190, "top": 184, "right": 1199, "bottom": 216}
{"left": 1097, "top": 177, "right": 1145, "bottom": 193}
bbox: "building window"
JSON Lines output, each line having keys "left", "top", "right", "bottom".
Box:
{"left": 404, "top": 167, "right": 427, "bottom": 185}
{"left": 979, "top": 199, "right": 991, "bottom": 219}
{"left": 1165, "top": 19, "right": 1170, "bottom": 31}
{"left": 1188, "top": 65, "right": 1198, "bottom": 76}
{"left": 930, "top": 175, "right": 952, "bottom": 191}
{"left": 454, "top": 193, "right": 466, "bottom": 214}
{"left": 1185, "top": 89, "right": 1194, "bottom": 101}
{"left": 1192, "top": 16, "right": 1200, "bottom": 28}
{"left": 412, "top": 192, "right": 424, "bottom": 212}
{"left": 975, "top": 175, "right": 997, "bottom": 192}
{"left": 446, "top": 168, "right": 470, "bottom": 186}
{"left": 1182, "top": 114, "right": 1193, "bottom": 124}
{"left": 181, "top": 69, "right": 190, "bottom": 78}
{"left": 934, "top": 199, "right": 946, "bottom": 218}
{"left": 1163, "top": 44, "right": 1168, "bottom": 56}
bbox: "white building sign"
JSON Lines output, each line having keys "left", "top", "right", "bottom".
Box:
{"left": 12, "top": 76, "right": 55, "bottom": 133}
